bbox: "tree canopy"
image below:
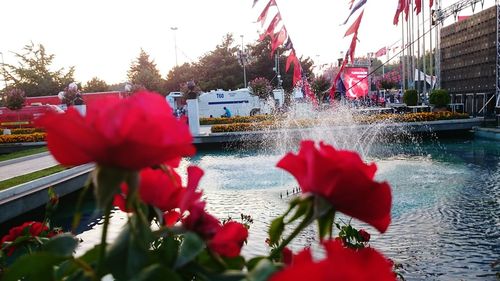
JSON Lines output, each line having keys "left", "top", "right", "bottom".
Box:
{"left": 0, "top": 42, "right": 75, "bottom": 97}
{"left": 83, "top": 77, "right": 109, "bottom": 93}
{"left": 127, "top": 49, "right": 164, "bottom": 93}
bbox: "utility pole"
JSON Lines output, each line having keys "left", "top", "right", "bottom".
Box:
{"left": 240, "top": 35, "right": 247, "bottom": 88}
{"left": 422, "top": 1, "right": 427, "bottom": 97}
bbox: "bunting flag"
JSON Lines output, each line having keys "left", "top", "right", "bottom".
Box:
{"left": 329, "top": 52, "right": 349, "bottom": 100}
{"left": 342, "top": 0, "right": 367, "bottom": 25}
{"left": 252, "top": 0, "right": 259, "bottom": 8}
{"left": 293, "top": 61, "right": 302, "bottom": 87}
{"left": 404, "top": 0, "right": 410, "bottom": 21}
{"left": 375, "top": 46, "right": 387, "bottom": 57}
{"left": 283, "top": 37, "right": 294, "bottom": 51}
{"left": 286, "top": 50, "right": 297, "bottom": 72}
{"left": 344, "top": 10, "right": 364, "bottom": 37}
{"left": 348, "top": 0, "right": 355, "bottom": 9}
{"left": 414, "top": 0, "right": 422, "bottom": 15}
{"left": 270, "top": 27, "right": 287, "bottom": 56}
{"left": 259, "top": 13, "right": 281, "bottom": 41}
{"left": 257, "top": 0, "right": 276, "bottom": 27}
{"left": 348, "top": 34, "right": 359, "bottom": 64}
{"left": 303, "top": 80, "right": 318, "bottom": 106}
{"left": 429, "top": 0, "right": 433, "bottom": 8}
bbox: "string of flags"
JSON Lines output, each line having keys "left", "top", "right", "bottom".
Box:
{"left": 329, "top": 0, "right": 367, "bottom": 100}
{"left": 253, "top": 0, "right": 317, "bottom": 105}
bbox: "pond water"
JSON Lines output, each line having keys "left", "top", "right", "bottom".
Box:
{"left": 73, "top": 136, "right": 500, "bottom": 280}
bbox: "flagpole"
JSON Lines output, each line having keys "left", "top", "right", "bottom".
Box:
{"left": 429, "top": 0, "right": 433, "bottom": 90}
{"left": 407, "top": 6, "right": 412, "bottom": 90}
{"left": 422, "top": 0, "right": 427, "bottom": 96}
{"left": 435, "top": 0, "right": 441, "bottom": 89}
{"left": 402, "top": 12, "right": 406, "bottom": 92}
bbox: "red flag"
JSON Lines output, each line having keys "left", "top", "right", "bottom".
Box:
{"left": 375, "top": 47, "right": 387, "bottom": 57}
{"left": 344, "top": 10, "right": 364, "bottom": 37}
{"left": 404, "top": 0, "right": 410, "bottom": 21}
{"left": 393, "top": 0, "right": 406, "bottom": 25}
{"left": 271, "top": 27, "right": 287, "bottom": 56}
{"left": 286, "top": 50, "right": 297, "bottom": 72}
{"left": 330, "top": 52, "right": 349, "bottom": 100}
{"left": 348, "top": 33, "right": 358, "bottom": 63}
{"left": 414, "top": 0, "right": 422, "bottom": 15}
{"left": 257, "top": 0, "right": 276, "bottom": 27}
{"left": 458, "top": 15, "right": 470, "bottom": 21}
{"left": 293, "top": 61, "right": 302, "bottom": 86}
{"left": 429, "top": 0, "right": 434, "bottom": 8}
{"left": 259, "top": 13, "right": 281, "bottom": 41}
{"left": 303, "top": 80, "right": 318, "bottom": 106}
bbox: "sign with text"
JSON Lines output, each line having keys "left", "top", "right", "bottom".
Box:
{"left": 344, "top": 67, "right": 369, "bottom": 99}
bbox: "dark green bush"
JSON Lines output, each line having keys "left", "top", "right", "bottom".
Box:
{"left": 429, "top": 89, "right": 450, "bottom": 107}
{"left": 403, "top": 89, "right": 418, "bottom": 106}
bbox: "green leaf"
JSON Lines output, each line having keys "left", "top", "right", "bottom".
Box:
{"left": 222, "top": 256, "right": 246, "bottom": 270}
{"left": 175, "top": 233, "right": 205, "bottom": 268}
{"left": 246, "top": 257, "right": 266, "bottom": 271}
{"left": 268, "top": 217, "right": 284, "bottom": 246}
{"left": 156, "top": 235, "right": 180, "bottom": 268}
{"left": 130, "top": 264, "right": 182, "bottom": 281}
{"left": 42, "top": 233, "right": 79, "bottom": 257}
{"left": 246, "top": 259, "right": 277, "bottom": 281}
{"left": 285, "top": 197, "right": 312, "bottom": 224}
{"left": 3, "top": 252, "right": 67, "bottom": 281}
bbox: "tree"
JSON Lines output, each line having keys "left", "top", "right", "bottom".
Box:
{"left": 196, "top": 34, "right": 242, "bottom": 91}
{"left": 379, "top": 79, "right": 396, "bottom": 91}
{"left": 310, "top": 76, "right": 331, "bottom": 103}
{"left": 0, "top": 42, "right": 75, "bottom": 97}
{"left": 164, "top": 63, "right": 198, "bottom": 93}
{"left": 127, "top": 49, "right": 164, "bottom": 93}
{"left": 83, "top": 77, "right": 109, "bottom": 93}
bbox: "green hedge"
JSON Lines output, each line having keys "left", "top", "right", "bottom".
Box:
{"left": 429, "top": 89, "right": 450, "bottom": 107}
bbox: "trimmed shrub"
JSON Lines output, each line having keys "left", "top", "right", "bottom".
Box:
{"left": 429, "top": 89, "right": 450, "bottom": 108}
{"left": 403, "top": 89, "right": 418, "bottom": 106}
{"left": 5, "top": 88, "right": 26, "bottom": 110}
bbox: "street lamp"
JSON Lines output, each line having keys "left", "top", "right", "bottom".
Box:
{"left": 170, "top": 27, "right": 178, "bottom": 67}
{"left": 237, "top": 35, "right": 248, "bottom": 88}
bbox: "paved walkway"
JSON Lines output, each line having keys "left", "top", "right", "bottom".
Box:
{"left": 0, "top": 153, "right": 59, "bottom": 181}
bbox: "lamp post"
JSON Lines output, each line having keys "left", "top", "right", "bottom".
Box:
{"left": 238, "top": 35, "right": 248, "bottom": 88}
{"left": 170, "top": 27, "right": 178, "bottom": 67}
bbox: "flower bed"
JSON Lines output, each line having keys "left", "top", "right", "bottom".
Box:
{"left": 211, "top": 112, "right": 470, "bottom": 133}
{"left": 200, "top": 114, "right": 278, "bottom": 125}
{"left": 0, "top": 132, "right": 46, "bottom": 144}
{"left": 1, "top": 128, "right": 45, "bottom": 135}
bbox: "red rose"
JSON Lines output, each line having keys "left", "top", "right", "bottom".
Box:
{"left": 208, "top": 222, "right": 248, "bottom": 258}
{"left": 114, "top": 166, "right": 204, "bottom": 222}
{"left": 276, "top": 140, "right": 392, "bottom": 233}
{"left": 36, "top": 91, "right": 195, "bottom": 170}
{"left": 182, "top": 203, "right": 221, "bottom": 239}
{"left": 1, "top": 221, "right": 49, "bottom": 256}
{"left": 270, "top": 240, "right": 396, "bottom": 281}
{"left": 358, "top": 229, "right": 371, "bottom": 242}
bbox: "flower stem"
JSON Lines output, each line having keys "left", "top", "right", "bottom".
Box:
{"left": 269, "top": 207, "right": 314, "bottom": 260}
{"left": 97, "top": 203, "right": 111, "bottom": 277}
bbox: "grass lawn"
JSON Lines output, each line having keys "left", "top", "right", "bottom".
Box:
{"left": 0, "top": 165, "right": 66, "bottom": 191}
{"left": 0, "top": 147, "right": 48, "bottom": 162}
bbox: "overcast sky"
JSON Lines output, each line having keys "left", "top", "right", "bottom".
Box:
{"left": 1, "top": 0, "right": 496, "bottom": 85}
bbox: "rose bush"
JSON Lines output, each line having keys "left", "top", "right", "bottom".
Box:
{"left": 0, "top": 91, "right": 398, "bottom": 281}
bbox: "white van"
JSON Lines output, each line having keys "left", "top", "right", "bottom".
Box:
{"left": 197, "top": 88, "right": 284, "bottom": 118}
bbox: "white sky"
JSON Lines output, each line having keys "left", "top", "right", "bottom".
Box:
{"left": 1, "top": 0, "right": 496, "bottom": 85}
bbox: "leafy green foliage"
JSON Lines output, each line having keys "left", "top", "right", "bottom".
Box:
{"left": 83, "top": 77, "right": 109, "bottom": 92}
{"left": 403, "top": 89, "right": 418, "bottom": 106}
{"left": 379, "top": 79, "right": 396, "bottom": 91}
{"left": 429, "top": 89, "right": 450, "bottom": 107}
{"left": 128, "top": 49, "right": 164, "bottom": 93}
{"left": 0, "top": 42, "right": 75, "bottom": 97}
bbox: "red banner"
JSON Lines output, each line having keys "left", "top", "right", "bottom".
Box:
{"left": 344, "top": 67, "right": 369, "bottom": 99}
